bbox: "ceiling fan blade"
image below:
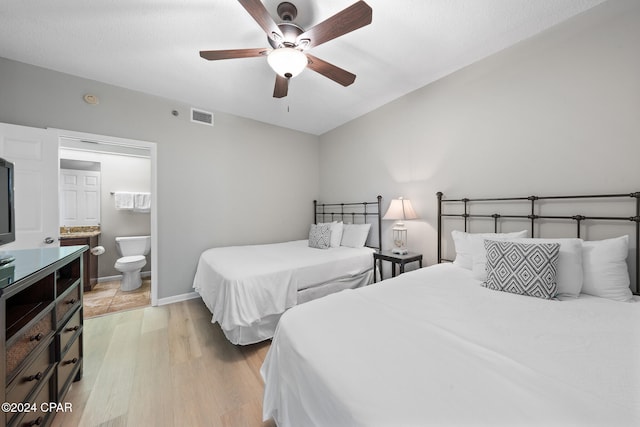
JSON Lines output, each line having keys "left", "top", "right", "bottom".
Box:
{"left": 296, "top": 1, "right": 372, "bottom": 49}
{"left": 238, "top": 0, "right": 284, "bottom": 42}
{"left": 306, "top": 54, "right": 356, "bottom": 87}
{"left": 200, "top": 48, "right": 267, "bottom": 61}
{"left": 273, "top": 75, "right": 289, "bottom": 98}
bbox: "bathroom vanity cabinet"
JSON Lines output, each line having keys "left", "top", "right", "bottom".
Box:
{"left": 60, "top": 233, "right": 99, "bottom": 291}
{"left": 1, "top": 245, "right": 86, "bottom": 427}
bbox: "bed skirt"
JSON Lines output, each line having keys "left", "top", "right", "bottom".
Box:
{"left": 218, "top": 269, "right": 374, "bottom": 345}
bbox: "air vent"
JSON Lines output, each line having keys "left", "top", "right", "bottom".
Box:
{"left": 191, "top": 108, "right": 214, "bottom": 126}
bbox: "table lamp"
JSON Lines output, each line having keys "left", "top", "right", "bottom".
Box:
{"left": 383, "top": 197, "right": 418, "bottom": 254}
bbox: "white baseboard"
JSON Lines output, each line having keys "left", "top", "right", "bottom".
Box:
{"left": 157, "top": 291, "right": 201, "bottom": 306}
{"left": 97, "top": 272, "right": 196, "bottom": 307}
{"left": 98, "top": 271, "right": 151, "bottom": 283}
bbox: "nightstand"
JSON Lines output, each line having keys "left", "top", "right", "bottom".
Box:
{"left": 373, "top": 250, "right": 423, "bottom": 283}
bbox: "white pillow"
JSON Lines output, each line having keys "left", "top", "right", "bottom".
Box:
{"left": 319, "top": 221, "right": 344, "bottom": 248}
{"left": 451, "top": 230, "right": 474, "bottom": 269}
{"left": 581, "top": 236, "right": 632, "bottom": 302}
{"left": 341, "top": 223, "right": 371, "bottom": 248}
{"left": 492, "top": 238, "right": 584, "bottom": 298}
{"left": 451, "top": 230, "right": 527, "bottom": 271}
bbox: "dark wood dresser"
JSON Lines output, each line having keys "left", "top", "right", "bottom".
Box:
{"left": 1, "top": 245, "right": 86, "bottom": 427}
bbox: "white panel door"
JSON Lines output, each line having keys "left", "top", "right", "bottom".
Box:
{"left": 60, "top": 169, "right": 101, "bottom": 226}
{"left": 0, "top": 123, "right": 59, "bottom": 249}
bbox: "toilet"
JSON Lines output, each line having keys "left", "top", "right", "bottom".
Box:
{"left": 114, "top": 236, "right": 151, "bottom": 291}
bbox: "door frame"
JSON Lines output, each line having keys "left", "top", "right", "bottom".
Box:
{"left": 52, "top": 128, "right": 159, "bottom": 307}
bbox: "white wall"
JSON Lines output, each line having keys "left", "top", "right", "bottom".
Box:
{"left": 319, "top": 0, "right": 640, "bottom": 267}
{"left": 0, "top": 58, "right": 320, "bottom": 299}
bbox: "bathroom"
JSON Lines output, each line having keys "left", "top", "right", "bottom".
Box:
{"left": 58, "top": 138, "right": 152, "bottom": 317}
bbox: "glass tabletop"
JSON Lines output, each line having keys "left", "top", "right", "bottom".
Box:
{"left": 0, "top": 245, "right": 87, "bottom": 289}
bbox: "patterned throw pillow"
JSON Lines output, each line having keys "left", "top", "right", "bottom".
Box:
{"left": 308, "top": 224, "right": 331, "bottom": 249}
{"left": 483, "top": 240, "right": 560, "bottom": 299}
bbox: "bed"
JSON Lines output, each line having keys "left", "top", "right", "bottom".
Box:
{"left": 261, "top": 191, "right": 640, "bottom": 426}
{"left": 192, "top": 197, "right": 382, "bottom": 345}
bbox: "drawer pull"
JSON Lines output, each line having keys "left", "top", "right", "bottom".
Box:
{"left": 65, "top": 325, "right": 80, "bottom": 332}
{"left": 64, "top": 357, "right": 79, "bottom": 365}
{"left": 26, "top": 371, "right": 43, "bottom": 382}
{"left": 66, "top": 298, "right": 77, "bottom": 305}
{"left": 29, "top": 416, "right": 43, "bottom": 426}
{"left": 30, "top": 333, "right": 44, "bottom": 342}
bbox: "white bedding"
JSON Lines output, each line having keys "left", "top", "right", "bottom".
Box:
{"left": 262, "top": 263, "right": 640, "bottom": 426}
{"left": 192, "top": 239, "right": 375, "bottom": 344}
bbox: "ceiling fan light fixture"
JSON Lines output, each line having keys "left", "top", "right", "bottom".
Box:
{"left": 267, "top": 47, "right": 307, "bottom": 78}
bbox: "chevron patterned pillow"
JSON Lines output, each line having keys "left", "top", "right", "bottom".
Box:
{"left": 309, "top": 223, "right": 331, "bottom": 249}
{"left": 483, "top": 240, "right": 561, "bottom": 299}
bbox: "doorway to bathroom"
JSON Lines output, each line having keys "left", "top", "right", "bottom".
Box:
{"left": 56, "top": 129, "right": 158, "bottom": 318}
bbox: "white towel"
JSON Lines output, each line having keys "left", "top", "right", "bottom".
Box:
{"left": 114, "top": 192, "right": 134, "bottom": 210}
{"left": 133, "top": 192, "right": 151, "bottom": 213}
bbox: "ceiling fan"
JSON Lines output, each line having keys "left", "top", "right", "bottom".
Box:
{"left": 199, "top": 0, "right": 373, "bottom": 98}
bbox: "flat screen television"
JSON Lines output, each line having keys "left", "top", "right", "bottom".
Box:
{"left": 0, "top": 157, "right": 15, "bottom": 248}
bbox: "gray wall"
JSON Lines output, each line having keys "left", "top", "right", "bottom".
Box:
{"left": 0, "top": 58, "right": 320, "bottom": 299}
{"left": 319, "top": 0, "right": 640, "bottom": 266}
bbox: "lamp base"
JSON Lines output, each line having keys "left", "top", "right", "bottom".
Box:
{"left": 391, "top": 247, "right": 408, "bottom": 255}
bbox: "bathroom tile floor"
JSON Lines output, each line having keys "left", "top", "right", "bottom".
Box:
{"left": 83, "top": 278, "right": 151, "bottom": 318}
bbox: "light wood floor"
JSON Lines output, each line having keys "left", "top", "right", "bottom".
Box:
{"left": 51, "top": 298, "right": 275, "bottom": 427}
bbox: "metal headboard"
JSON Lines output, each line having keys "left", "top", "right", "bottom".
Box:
{"left": 437, "top": 191, "right": 640, "bottom": 294}
{"left": 314, "top": 195, "right": 383, "bottom": 251}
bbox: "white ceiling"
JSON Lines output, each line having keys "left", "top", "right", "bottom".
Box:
{"left": 0, "top": 0, "right": 606, "bottom": 135}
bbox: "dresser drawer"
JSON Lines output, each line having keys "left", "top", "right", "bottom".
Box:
{"left": 9, "top": 378, "right": 53, "bottom": 427}
{"left": 57, "top": 308, "right": 81, "bottom": 355}
{"left": 6, "top": 313, "right": 54, "bottom": 382}
{"left": 7, "top": 342, "right": 54, "bottom": 407}
{"left": 57, "top": 336, "right": 81, "bottom": 396}
{"left": 56, "top": 282, "right": 81, "bottom": 325}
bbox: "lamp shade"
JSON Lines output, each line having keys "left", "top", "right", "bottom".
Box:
{"left": 267, "top": 47, "right": 308, "bottom": 78}
{"left": 383, "top": 198, "right": 418, "bottom": 222}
